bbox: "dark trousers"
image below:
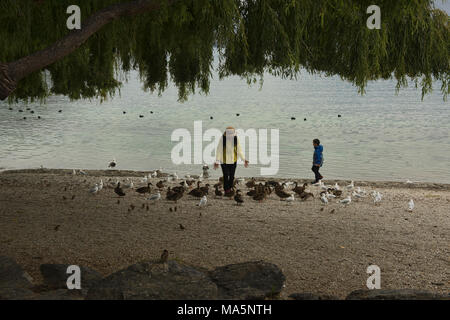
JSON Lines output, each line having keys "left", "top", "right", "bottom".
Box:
{"left": 221, "top": 163, "right": 237, "bottom": 191}
{"left": 311, "top": 165, "right": 322, "bottom": 182}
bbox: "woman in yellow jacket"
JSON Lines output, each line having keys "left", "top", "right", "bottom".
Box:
{"left": 214, "top": 126, "right": 249, "bottom": 194}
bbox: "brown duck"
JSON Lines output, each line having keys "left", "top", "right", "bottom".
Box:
{"left": 293, "top": 182, "right": 307, "bottom": 195}
{"left": 234, "top": 190, "right": 244, "bottom": 205}
{"left": 136, "top": 183, "right": 152, "bottom": 195}
{"left": 215, "top": 185, "right": 223, "bottom": 197}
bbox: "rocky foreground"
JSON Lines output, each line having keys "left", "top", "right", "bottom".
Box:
{"left": 0, "top": 256, "right": 448, "bottom": 300}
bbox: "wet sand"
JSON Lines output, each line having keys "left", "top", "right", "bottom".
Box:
{"left": 0, "top": 169, "right": 449, "bottom": 298}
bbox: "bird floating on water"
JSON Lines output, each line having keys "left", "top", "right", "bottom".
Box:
{"left": 108, "top": 158, "right": 116, "bottom": 168}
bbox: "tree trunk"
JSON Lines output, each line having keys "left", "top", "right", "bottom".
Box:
{"left": 0, "top": 0, "right": 176, "bottom": 100}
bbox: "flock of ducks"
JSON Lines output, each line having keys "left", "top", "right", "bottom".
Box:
{"left": 76, "top": 159, "right": 416, "bottom": 212}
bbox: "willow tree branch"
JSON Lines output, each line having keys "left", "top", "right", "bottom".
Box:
{"left": 0, "top": 0, "right": 176, "bottom": 100}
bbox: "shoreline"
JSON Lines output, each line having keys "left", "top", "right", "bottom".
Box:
{"left": 2, "top": 168, "right": 450, "bottom": 191}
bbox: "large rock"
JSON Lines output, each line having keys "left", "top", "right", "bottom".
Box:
{"left": 86, "top": 260, "right": 218, "bottom": 300}
{"left": 209, "top": 261, "right": 285, "bottom": 300}
{"left": 289, "top": 292, "right": 339, "bottom": 300}
{"left": 39, "top": 264, "right": 102, "bottom": 291}
{"left": 346, "top": 289, "right": 450, "bottom": 300}
{"left": 0, "top": 256, "right": 35, "bottom": 299}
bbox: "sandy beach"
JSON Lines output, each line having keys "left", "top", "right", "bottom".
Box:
{"left": 0, "top": 169, "right": 448, "bottom": 299}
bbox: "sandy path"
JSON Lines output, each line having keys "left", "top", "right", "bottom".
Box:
{"left": 0, "top": 169, "right": 448, "bottom": 298}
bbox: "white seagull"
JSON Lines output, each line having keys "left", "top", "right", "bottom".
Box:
{"left": 124, "top": 178, "right": 134, "bottom": 189}
{"left": 198, "top": 195, "right": 207, "bottom": 207}
{"left": 339, "top": 196, "right": 352, "bottom": 205}
{"left": 408, "top": 199, "right": 414, "bottom": 211}
{"left": 148, "top": 192, "right": 161, "bottom": 201}
{"left": 374, "top": 192, "right": 382, "bottom": 204}
{"left": 72, "top": 169, "right": 77, "bottom": 175}
{"left": 346, "top": 181, "right": 354, "bottom": 190}
{"left": 320, "top": 194, "right": 329, "bottom": 204}
{"left": 98, "top": 179, "right": 103, "bottom": 191}
{"left": 286, "top": 194, "right": 295, "bottom": 203}
{"left": 334, "top": 183, "right": 340, "bottom": 190}
{"left": 89, "top": 184, "right": 99, "bottom": 194}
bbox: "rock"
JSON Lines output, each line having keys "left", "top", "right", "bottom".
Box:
{"left": 346, "top": 289, "right": 450, "bottom": 300}
{"left": 86, "top": 260, "right": 218, "bottom": 300}
{"left": 40, "top": 264, "right": 102, "bottom": 291}
{"left": 289, "top": 292, "right": 339, "bottom": 300}
{"left": 32, "top": 289, "right": 84, "bottom": 300}
{"left": 209, "top": 261, "right": 285, "bottom": 300}
{"left": 0, "top": 256, "right": 35, "bottom": 299}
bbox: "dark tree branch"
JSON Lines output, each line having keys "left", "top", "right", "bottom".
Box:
{"left": 0, "top": 0, "right": 176, "bottom": 100}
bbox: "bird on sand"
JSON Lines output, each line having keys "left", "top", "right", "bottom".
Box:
{"left": 339, "top": 196, "right": 352, "bottom": 205}
{"left": 136, "top": 183, "right": 153, "bottom": 195}
{"left": 160, "top": 249, "right": 169, "bottom": 263}
{"left": 234, "top": 190, "right": 244, "bottom": 205}
{"left": 408, "top": 199, "right": 414, "bottom": 212}
{"left": 124, "top": 178, "right": 134, "bottom": 189}
{"left": 320, "top": 194, "right": 329, "bottom": 204}
{"left": 114, "top": 182, "right": 126, "bottom": 197}
{"left": 98, "top": 179, "right": 103, "bottom": 191}
{"left": 373, "top": 192, "right": 382, "bottom": 204}
{"left": 286, "top": 194, "right": 295, "bottom": 203}
{"left": 148, "top": 191, "right": 161, "bottom": 201}
{"left": 215, "top": 185, "right": 223, "bottom": 198}
{"left": 89, "top": 184, "right": 99, "bottom": 194}
{"left": 346, "top": 181, "right": 354, "bottom": 190}
{"left": 198, "top": 195, "right": 207, "bottom": 207}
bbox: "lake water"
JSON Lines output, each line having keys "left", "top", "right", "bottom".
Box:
{"left": 1, "top": 69, "right": 449, "bottom": 183}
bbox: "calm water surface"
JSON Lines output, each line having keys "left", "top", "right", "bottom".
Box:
{"left": 1, "top": 70, "right": 449, "bottom": 183}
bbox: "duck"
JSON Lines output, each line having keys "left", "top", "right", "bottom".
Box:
{"left": 299, "top": 192, "right": 314, "bottom": 201}
{"left": 156, "top": 180, "right": 165, "bottom": 189}
{"left": 246, "top": 178, "right": 256, "bottom": 188}
{"left": 234, "top": 190, "right": 244, "bottom": 205}
{"left": 275, "top": 186, "right": 292, "bottom": 200}
{"left": 200, "top": 184, "right": 210, "bottom": 195}
{"left": 167, "top": 189, "right": 184, "bottom": 202}
{"left": 114, "top": 182, "right": 126, "bottom": 197}
{"left": 136, "top": 183, "right": 152, "bottom": 195}
{"left": 253, "top": 191, "right": 266, "bottom": 202}
{"left": 215, "top": 185, "right": 223, "bottom": 197}
{"left": 293, "top": 182, "right": 307, "bottom": 195}
{"left": 189, "top": 181, "right": 205, "bottom": 198}
{"left": 246, "top": 189, "right": 257, "bottom": 197}
{"left": 108, "top": 158, "right": 116, "bottom": 168}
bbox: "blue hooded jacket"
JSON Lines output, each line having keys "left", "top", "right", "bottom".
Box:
{"left": 313, "top": 144, "right": 324, "bottom": 167}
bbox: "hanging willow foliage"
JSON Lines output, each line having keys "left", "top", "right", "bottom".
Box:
{"left": 0, "top": 0, "right": 448, "bottom": 103}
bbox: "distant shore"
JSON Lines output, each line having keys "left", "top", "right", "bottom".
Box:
{"left": 0, "top": 168, "right": 449, "bottom": 298}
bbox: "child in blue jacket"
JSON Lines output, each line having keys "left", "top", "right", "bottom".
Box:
{"left": 312, "top": 139, "right": 324, "bottom": 183}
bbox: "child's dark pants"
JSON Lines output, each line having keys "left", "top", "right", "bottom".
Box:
{"left": 311, "top": 165, "right": 323, "bottom": 182}
{"left": 221, "top": 163, "right": 237, "bottom": 191}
